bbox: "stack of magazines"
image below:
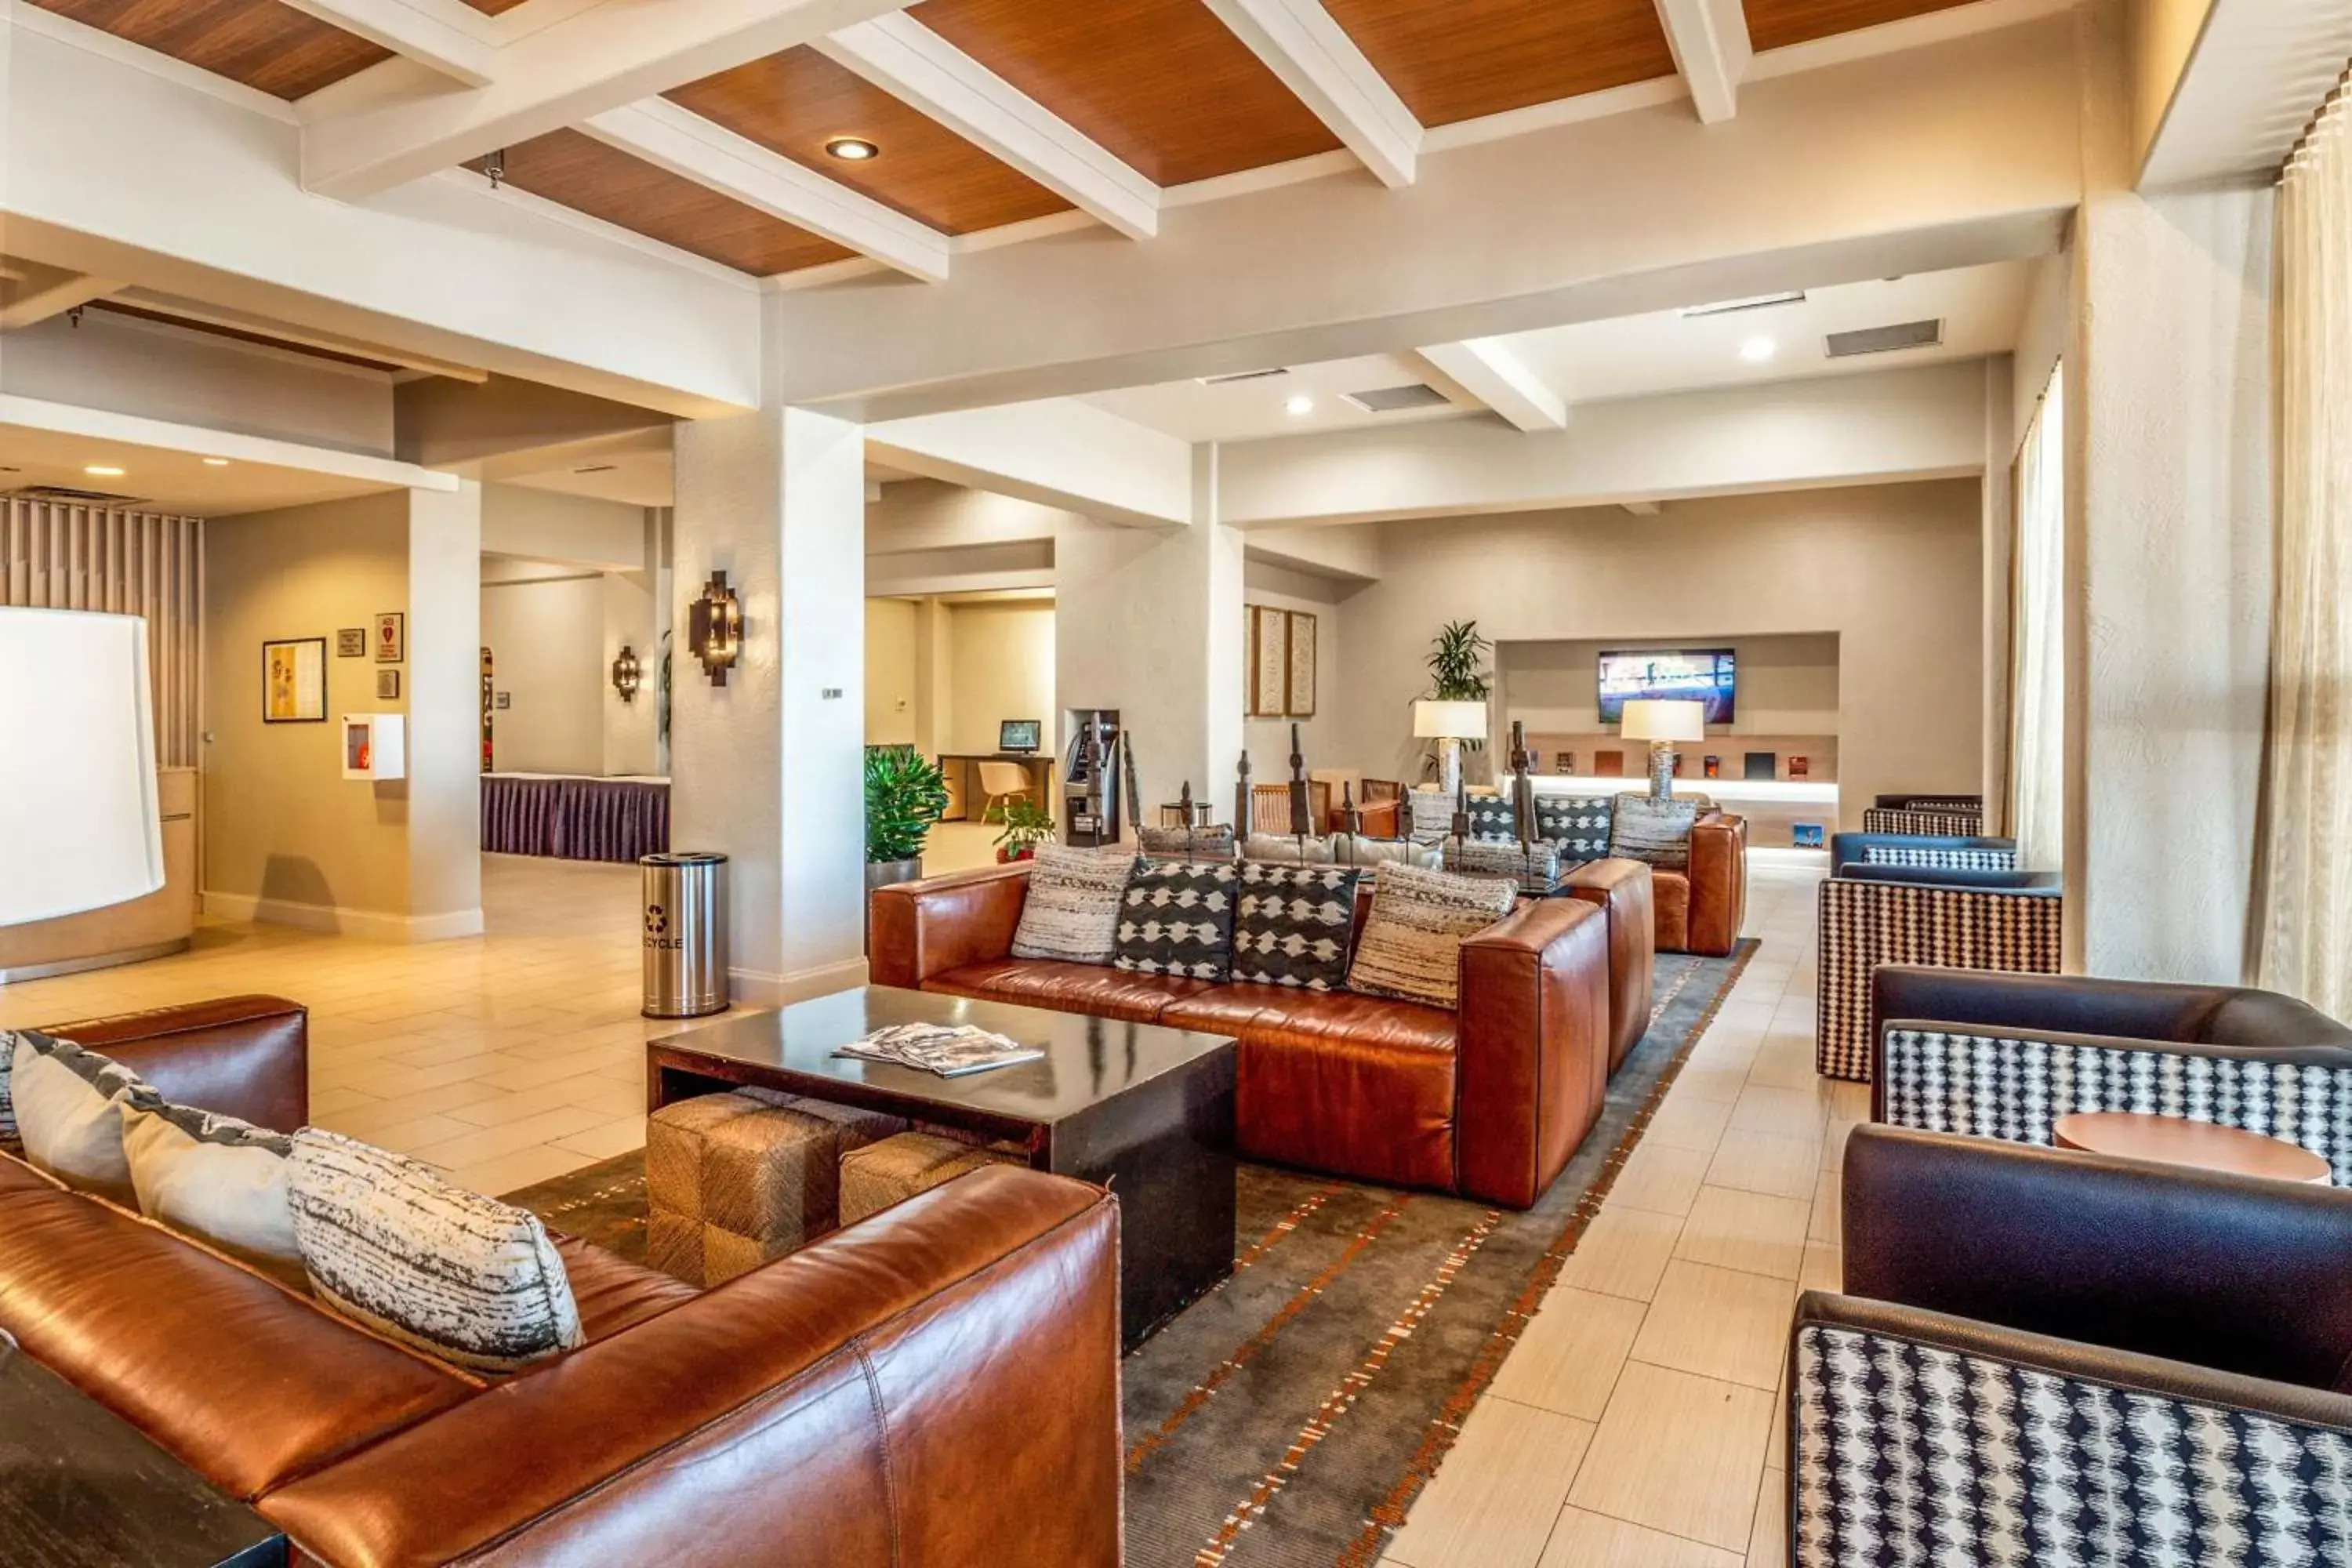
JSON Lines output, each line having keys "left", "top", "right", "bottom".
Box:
{"left": 833, "top": 1022, "right": 1044, "bottom": 1077}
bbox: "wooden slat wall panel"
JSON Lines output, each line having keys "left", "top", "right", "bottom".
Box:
{"left": 27, "top": 0, "right": 391, "bottom": 100}
{"left": 3, "top": 503, "right": 204, "bottom": 769}
{"left": 1744, "top": 0, "right": 1977, "bottom": 53}
{"left": 1320, "top": 0, "right": 1677, "bottom": 127}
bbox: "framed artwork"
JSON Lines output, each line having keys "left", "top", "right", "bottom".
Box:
{"left": 263, "top": 637, "right": 327, "bottom": 724}
{"left": 1247, "top": 605, "right": 1288, "bottom": 717}
{"left": 376, "top": 669, "right": 401, "bottom": 701}
{"left": 374, "top": 612, "right": 405, "bottom": 662}
{"left": 336, "top": 627, "right": 366, "bottom": 658}
{"left": 1285, "top": 610, "right": 1317, "bottom": 717}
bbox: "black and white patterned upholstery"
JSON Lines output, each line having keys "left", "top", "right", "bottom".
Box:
{"left": 1861, "top": 807, "right": 1985, "bottom": 837}
{"left": 1793, "top": 1315, "right": 2352, "bottom": 1568}
{"left": 1880, "top": 1027, "right": 2352, "bottom": 1184}
{"left": 1816, "top": 880, "right": 2063, "bottom": 1081}
{"left": 1112, "top": 858, "right": 1237, "bottom": 982}
{"left": 1463, "top": 796, "right": 1516, "bottom": 841}
{"left": 1859, "top": 844, "right": 2017, "bottom": 872}
{"left": 1533, "top": 797, "right": 1613, "bottom": 863}
{"left": 1232, "top": 863, "right": 1360, "bottom": 992}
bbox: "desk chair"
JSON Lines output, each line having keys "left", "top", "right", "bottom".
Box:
{"left": 976, "top": 760, "right": 1034, "bottom": 823}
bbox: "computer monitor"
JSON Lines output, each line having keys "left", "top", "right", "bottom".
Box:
{"left": 1000, "top": 719, "right": 1043, "bottom": 754}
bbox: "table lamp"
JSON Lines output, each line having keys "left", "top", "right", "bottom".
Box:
{"left": 0, "top": 608, "right": 164, "bottom": 926}
{"left": 1413, "top": 699, "right": 1488, "bottom": 800}
{"left": 1621, "top": 699, "right": 1706, "bottom": 802}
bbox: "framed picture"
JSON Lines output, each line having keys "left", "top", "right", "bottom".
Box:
{"left": 374, "top": 612, "right": 405, "bottom": 662}
{"left": 336, "top": 627, "right": 367, "bottom": 658}
{"left": 376, "top": 669, "right": 401, "bottom": 701}
{"left": 263, "top": 637, "right": 327, "bottom": 724}
{"left": 1285, "top": 611, "right": 1317, "bottom": 717}
{"left": 1247, "top": 605, "right": 1288, "bottom": 717}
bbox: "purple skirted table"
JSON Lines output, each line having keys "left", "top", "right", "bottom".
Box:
{"left": 481, "top": 774, "right": 670, "bottom": 864}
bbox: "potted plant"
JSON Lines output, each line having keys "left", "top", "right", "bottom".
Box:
{"left": 993, "top": 797, "right": 1054, "bottom": 863}
{"left": 864, "top": 745, "right": 949, "bottom": 895}
{"left": 1424, "top": 619, "right": 1493, "bottom": 711}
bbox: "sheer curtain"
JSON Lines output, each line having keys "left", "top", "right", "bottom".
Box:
{"left": 2007, "top": 362, "right": 2065, "bottom": 872}
{"left": 2258, "top": 78, "right": 2352, "bottom": 1017}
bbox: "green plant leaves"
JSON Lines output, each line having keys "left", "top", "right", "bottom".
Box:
{"left": 864, "top": 746, "right": 949, "bottom": 864}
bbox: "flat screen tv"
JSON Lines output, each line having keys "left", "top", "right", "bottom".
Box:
{"left": 1597, "top": 648, "right": 1736, "bottom": 725}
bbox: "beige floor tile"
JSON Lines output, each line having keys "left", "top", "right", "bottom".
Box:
{"left": 1808, "top": 1166, "right": 1842, "bottom": 1243}
{"left": 447, "top": 1142, "right": 597, "bottom": 1199}
{"left": 1642, "top": 1092, "right": 1736, "bottom": 1151}
{"left": 1628, "top": 1261, "right": 1797, "bottom": 1391}
{"left": 1767, "top": 1370, "right": 1788, "bottom": 1470}
{"left": 1798, "top": 1240, "right": 1842, "bottom": 1296}
{"left": 1748, "top": 1468, "right": 1788, "bottom": 1568}
{"left": 1387, "top": 1399, "right": 1594, "bottom": 1568}
{"left": 551, "top": 1114, "right": 647, "bottom": 1160}
{"left": 306, "top": 1085, "right": 381, "bottom": 1117}
{"left": 405, "top": 1104, "right": 615, "bottom": 1168}
{"left": 1488, "top": 1288, "right": 1647, "bottom": 1421}
{"left": 312, "top": 1108, "right": 478, "bottom": 1151}
{"left": 1567, "top": 1362, "right": 1776, "bottom": 1553}
{"left": 1726, "top": 1085, "right": 1828, "bottom": 1142}
{"left": 1744, "top": 1044, "right": 1820, "bottom": 1093}
{"left": 1666, "top": 1061, "right": 1751, "bottom": 1105}
{"left": 1535, "top": 1509, "right": 1740, "bottom": 1568}
{"left": 1556, "top": 1208, "right": 1682, "bottom": 1301}
{"left": 1607, "top": 1140, "right": 1713, "bottom": 1217}
{"left": 1672, "top": 1187, "right": 1812, "bottom": 1281}
{"left": 1704, "top": 1129, "right": 1821, "bottom": 1201}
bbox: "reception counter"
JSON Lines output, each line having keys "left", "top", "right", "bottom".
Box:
{"left": 481, "top": 773, "right": 670, "bottom": 864}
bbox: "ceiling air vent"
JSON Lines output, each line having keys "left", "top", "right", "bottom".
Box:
{"left": 1826, "top": 318, "right": 1944, "bottom": 358}
{"left": 1196, "top": 367, "right": 1290, "bottom": 386}
{"left": 7, "top": 485, "right": 146, "bottom": 506}
{"left": 1341, "top": 383, "right": 1450, "bottom": 413}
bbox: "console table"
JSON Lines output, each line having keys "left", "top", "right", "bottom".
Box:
{"left": 938, "top": 753, "right": 1054, "bottom": 822}
{"left": 481, "top": 773, "right": 670, "bottom": 864}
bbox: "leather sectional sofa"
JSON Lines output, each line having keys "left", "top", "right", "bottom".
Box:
{"left": 1647, "top": 808, "right": 1747, "bottom": 957}
{"left": 871, "top": 862, "right": 1623, "bottom": 1209}
{"left": 5, "top": 997, "right": 1124, "bottom": 1568}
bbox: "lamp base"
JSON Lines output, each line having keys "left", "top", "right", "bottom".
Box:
{"left": 1647, "top": 742, "right": 1675, "bottom": 802}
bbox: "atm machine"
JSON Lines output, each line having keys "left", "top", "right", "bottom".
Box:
{"left": 1062, "top": 709, "right": 1122, "bottom": 845}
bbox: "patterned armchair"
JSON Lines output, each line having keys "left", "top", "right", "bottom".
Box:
{"left": 1869, "top": 966, "right": 2352, "bottom": 1180}
{"left": 1826, "top": 832, "right": 2016, "bottom": 877}
{"left": 1791, "top": 1125, "right": 2352, "bottom": 1566}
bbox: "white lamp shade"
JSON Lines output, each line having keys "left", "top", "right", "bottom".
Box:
{"left": 0, "top": 608, "right": 164, "bottom": 925}
{"left": 1620, "top": 699, "right": 1708, "bottom": 744}
{"left": 1413, "top": 699, "right": 1489, "bottom": 739}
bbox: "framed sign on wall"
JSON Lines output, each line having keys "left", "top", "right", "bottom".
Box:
{"left": 1247, "top": 604, "right": 1288, "bottom": 717}
{"left": 263, "top": 637, "right": 327, "bottom": 724}
{"left": 1285, "top": 611, "right": 1317, "bottom": 718}
{"left": 374, "top": 612, "right": 405, "bottom": 662}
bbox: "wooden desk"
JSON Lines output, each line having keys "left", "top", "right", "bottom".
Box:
{"left": 2053, "top": 1112, "right": 2332, "bottom": 1185}
{"left": 938, "top": 753, "right": 1054, "bottom": 822}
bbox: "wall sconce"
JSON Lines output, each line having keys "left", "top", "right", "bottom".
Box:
{"left": 686, "top": 571, "right": 742, "bottom": 687}
{"left": 611, "top": 644, "right": 641, "bottom": 702}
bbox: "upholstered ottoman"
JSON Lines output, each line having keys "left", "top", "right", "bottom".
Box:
{"left": 646, "top": 1087, "right": 906, "bottom": 1286}
{"left": 837, "top": 1129, "right": 1029, "bottom": 1227}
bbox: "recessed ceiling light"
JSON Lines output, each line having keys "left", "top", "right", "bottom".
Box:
{"left": 1738, "top": 337, "right": 1777, "bottom": 364}
{"left": 824, "top": 136, "right": 879, "bottom": 162}
{"left": 1284, "top": 394, "right": 1315, "bottom": 416}
{"left": 84, "top": 463, "right": 126, "bottom": 477}
{"left": 201, "top": 457, "right": 230, "bottom": 467}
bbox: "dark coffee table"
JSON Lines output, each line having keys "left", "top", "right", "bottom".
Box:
{"left": 648, "top": 985, "right": 1238, "bottom": 1349}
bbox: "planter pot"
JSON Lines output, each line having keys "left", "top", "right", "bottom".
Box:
{"left": 995, "top": 845, "right": 1037, "bottom": 864}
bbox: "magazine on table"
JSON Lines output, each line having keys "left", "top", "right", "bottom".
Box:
{"left": 833, "top": 1022, "right": 1045, "bottom": 1077}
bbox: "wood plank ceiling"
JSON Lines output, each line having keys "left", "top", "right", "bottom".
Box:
{"left": 1320, "top": 0, "right": 1679, "bottom": 126}
{"left": 27, "top": 0, "right": 388, "bottom": 100}
{"left": 1744, "top": 0, "right": 1979, "bottom": 53}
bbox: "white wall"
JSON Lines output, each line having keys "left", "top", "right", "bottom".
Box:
{"left": 481, "top": 575, "right": 605, "bottom": 775}
{"left": 481, "top": 483, "right": 648, "bottom": 571}
{"left": 1242, "top": 560, "right": 1348, "bottom": 772}
{"left": 601, "top": 571, "right": 659, "bottom": 775}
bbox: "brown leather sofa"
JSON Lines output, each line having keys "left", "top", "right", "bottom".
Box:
{"left": 1652, "top": 808, "right": 1747, "bottom": 957}
{"left": 9, "top": 996, "right": 1123, "bottom": 1568}
{"left": 1562, "top": 858, "right": 1655, "bottom": 1071}
{"left": 871, "top": 865, "right": 1613, "bottom": 1208}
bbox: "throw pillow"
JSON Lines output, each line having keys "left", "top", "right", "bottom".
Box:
{"left": 1113, "top": 858, "right": 1238, "bottom": 982}
{"left": 9, "top": 1030, "right": 162, "bottom": 1203}
{"left": 1534, "top": 797, "right": 1614, "bottom": 863}
{"left": 1610, "top": 793, "right": 1700, "bottom": 872}
{"left": 121, "top": 1100, "right": 303, "bottom": 1290}
{"left": 1134, "top": 822, "right": 1237, "bottom": 862}
{"left": 1445, "top": 837, "right": 1563, "bottom": 895}
{"left": 1860, "top": 844, "right": 2018, "bottom": 872}
{"left": 1243, "top": 832, "right": 1334, "bottom": 865}
{"left": 1464, "top": 797, "right": 1516, "bottom": 841}
{"left": 1232, "top": 863, "right": 1362, "bottom": 992}
{"left": 1008, "top": 844, "right": 1139, "bottom": 965}
{"left": 288, "top": 1127, "right": 584, "bottom": 1373}
{"left": 1330, "top": 834, "right": 1442, "bottom": 870}
{"left": 1345, "top": 862, "right": 1518, "bottom": 1010}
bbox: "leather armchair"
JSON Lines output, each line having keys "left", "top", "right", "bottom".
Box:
{"left": 1869, "top": 966, "right": 2352, "bottom": 1182}
{"left": 1790, "top": 1126, "right": 2352, "bottom": 1564}
{"left": 1563, "top": 857, "right": 1656, "bottom": 1071}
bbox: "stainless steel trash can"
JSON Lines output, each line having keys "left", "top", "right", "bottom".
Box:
{"left": 641, "top": 852, "right": 728, "bottom": 1019}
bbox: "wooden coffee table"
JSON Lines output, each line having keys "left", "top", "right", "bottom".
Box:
{"left": 2053, "top": 1112, "right": 2332, "bottom": 1185}
{"left": 648, "top": 985, "right": 1238, "bottom": 1349}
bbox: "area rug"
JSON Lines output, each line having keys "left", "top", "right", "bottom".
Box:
{"left": 508, "top": 938, "right": 1755, "bottom": 1566}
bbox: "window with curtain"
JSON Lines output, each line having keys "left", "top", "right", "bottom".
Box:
{"left": 2258, "top": 75, "right": 2352, "bottom": 1018}
{"left": 2007, "top": 361, "right": 2065, "bottom": 872}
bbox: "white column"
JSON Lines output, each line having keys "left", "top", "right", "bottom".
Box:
{"left": 1054, "top": 445, "right": 1245, "bottom": 828}
{"left": 672, "top": 403, "right": 867, "bottom": 1004}
{"left": 405, "top": 480, "right": 484, "bottom": 938}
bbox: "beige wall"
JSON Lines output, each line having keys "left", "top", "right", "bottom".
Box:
{"left": 865, "top": 597, "right": 918, "bottom": 746}
{"left": 1327, "top": 481, "right": 1984, "bottom": 829}
{"left": 601, "top": 572, "right": 659, "bottom": 775}
{"left": 1242, "top": 560, "right": 1348, "bottom": 774}
{"left": 1501, "top": 633, "right": 1839, "bottom": 735}
{"left": 482, "top": 575, "right": 605, "bottom": 775}
{"left": 946, "top": 600, "right": 1054, "bottom": 757}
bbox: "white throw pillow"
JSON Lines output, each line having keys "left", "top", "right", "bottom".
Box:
{"left": 1007, "top": 844, "right": 1138, "bottom": 965}
{"left": 122, "top": 1099, "right": 305, "bottom": 1290}
{"left": 9, "top": 1031, "right": 162, "bottom": 1203}
{"left": 288, "top": 1127, "right": 584, "bottom": 1373}
{"left": 1242, "top": 833, "right": 1334, "bottom": 865}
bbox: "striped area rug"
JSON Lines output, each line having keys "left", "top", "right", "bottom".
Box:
{"left": 510, "top": 940, "right": 1755, "bottom": 1565}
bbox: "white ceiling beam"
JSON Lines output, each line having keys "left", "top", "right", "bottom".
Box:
{"left": 1196, "top": 0, "right": 1421, "bottom": 187}
{"left": 301, "top": 0, "right": 920, "bottom": 200}
{"left": 815, "top": 15, "right": 1160, "bottom": 241}
{"left": 0, "top": 267, "right": 121, "bottom": 329}
{"left": 1652, "top": 0, "right": 1753, "bottom": 124}
{"left": 1417, "top": 340, "right": 1567, "bottom": 433}
{"left": 278, "top": 0, "right": 496, "bottom": 88}
{"left": 113, "top": 289, "right": 488, "bottom": 382}
{"left": 583, "top": 100, "right": 950, "bottom": 283}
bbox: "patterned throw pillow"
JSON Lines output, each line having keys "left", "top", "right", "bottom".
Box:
{"left": 1860, "top": 844, "right": 2017, "bottom": 872}
{"left": 1609, "top": 793, "right": 1700, "bottom": 871}
{"left": 1406, "top": 790, "right": 1455, "bottom": 843}
{"left": 1445, "top": 837, "right": 1563, "bottom": 895}
{"left": 1113, "top": 858, "right": 1238, "bottom": 981}
{"left": 1345, "top": 862, "right": 1518, "bottom": 1010}
{"left": 1232, "top": 863, "right": 1362, "bottom": 991}
{"left": 1464, "top": 797, "right": 1516, "bottom": 841}
{"left": 122, "top": 1100, "right": 303, "bottom": 1290}
{"left": 288, "top": 1127, "right": 584, "bottom": 1374}
{"left": 1009, "top": 844, "right": 1139, "bottom": 965}
{"left": 9, "top": 1030, "right": 162, "bottom": 1203}
{"left": 1534, "top": 797, "right": 1614, "bottom": 863}
{"left": 1135, "top": 823, "right": 1237, "bottom": 862}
